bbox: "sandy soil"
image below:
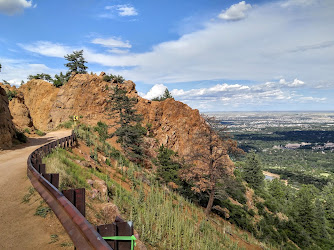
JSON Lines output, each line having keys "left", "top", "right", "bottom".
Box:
{"left": 0, "top": 130, "right": 72, "bottom": 250}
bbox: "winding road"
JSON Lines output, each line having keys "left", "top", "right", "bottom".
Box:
{"left": 0, "top": 130, "right": 71, "bottom": 249}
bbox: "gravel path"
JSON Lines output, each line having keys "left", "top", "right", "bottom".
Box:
{"left": 0, "top": 130, "right": 72, "bottom": 249}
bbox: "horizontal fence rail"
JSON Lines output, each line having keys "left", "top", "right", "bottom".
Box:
{"left": 27, "top": 131, "right": 112, "bottom": 250}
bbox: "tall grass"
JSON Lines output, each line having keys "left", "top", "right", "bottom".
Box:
{"left": 72, "top": 124, "right": 245, "bottom": 249}
{"left": 43, "top": 148, "right": 90, "bottom": 190}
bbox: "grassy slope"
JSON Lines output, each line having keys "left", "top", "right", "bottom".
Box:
{"left": 42, "top": 125, "right": 268, "bottom": 249}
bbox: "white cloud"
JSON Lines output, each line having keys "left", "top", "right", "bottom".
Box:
{"left": 18, "top": 41, "right": 72, "bottom": 58}
{"left": 104, "top": 4, "right": 138, "bottom": 17}
{"left": 0, "top": 0, "right": 35, "bottom": 15}
{"left": 117, "top": 5, "right": 138, "bottom": 16}
{"left": 139, "top": 81, "right": 324, "bottom": 111}
{"left": 107, "top": 48, "right": 130, "bottom": 54}
{"left": 266, "top": 78, "right": 305, "bottom": 88}
{"left": 18, "top": 1, "right": 334, "bottom": 90}
{"left": 298, "top": 96, "right": 326, "bottom": 102}
{"left": 218, "top": 1, "right": 252, "bottom": 21}
{"left": 0, "top": 58, "right": 60, "bottom": 86}
{"left": 281, "top": 0, "right": 317, "bottom": 8}
{"left": 139, "top": 84, "right": 167, "bottom": 99}
{"left": 91, "top": 37, "right": 131, "bottom": 48}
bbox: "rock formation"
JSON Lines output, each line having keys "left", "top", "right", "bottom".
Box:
{"left": 20, "top": 79, "right": 59, "bottom": 130}
{"left": 0, "top": 86, "right": 15, "bottom": 149}
{"left": 8, "top": 74, "right": 233, "bottom": 173}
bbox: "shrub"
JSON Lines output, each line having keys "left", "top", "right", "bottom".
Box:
{"left": 28, "top": 73, "right": 52, "bottom": 82}
{"left": 23, "top": 128, "right": 30, "bottom": 134}
{"left": 6, "top": 90, "right": 17, "bottom": 101}
{"left": 35, "top": 129, "right": 46, "bottom": 136}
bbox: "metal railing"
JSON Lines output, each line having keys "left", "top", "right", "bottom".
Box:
{"left": 27, "top": 131, "right": 112, "bottom": 249}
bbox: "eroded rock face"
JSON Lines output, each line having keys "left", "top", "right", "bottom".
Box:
{"left": 14, "top": 74, "right": 234, "bottom": 173}
{"left": 49, "top": 74, "right": 109, "bottom": 129}
{"left": 0, "top": 83, "right": 34, "bottom": 131}
{"left": 9, "top": 92, "right": 34, "bottom": 130}
{"left": 0, "top": 86, "right": 15, "bottom": 149}
{"left": 20, "top": 79, "right": 59, "bottom": 131}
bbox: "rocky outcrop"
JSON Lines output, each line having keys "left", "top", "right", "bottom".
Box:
{"left": 48, "top": 74, "right": 109, "bottom": 129}
{"left": 0, "top": 86, "right": 15, "bottom": 149}
{"left": 137, "top": 98, "right": 206, "bottom": 157}
{"left": 9, "top": 92, "right": 34, "bottom": 130}
{"left": 20, "top": 79, "right": 59, "bottom": 131}
{"left": 13, "top": 74, "right": 233, "bottom": 173}
{"left": 0, "top": 83, "right": 34, "bottom": 131}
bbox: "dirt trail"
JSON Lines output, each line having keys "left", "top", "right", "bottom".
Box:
{"left": 0, "top": 130, "right": 72, "bottom": 249}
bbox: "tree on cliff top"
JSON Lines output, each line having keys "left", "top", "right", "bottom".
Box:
{"left": 181, "top": 117, "right": 244, "bottom": 216}
{"left": 152, "top": 88, "right": 173, "bottom": 101}
{"left": 64, "top": 50, "right": 88, "bottom": 75}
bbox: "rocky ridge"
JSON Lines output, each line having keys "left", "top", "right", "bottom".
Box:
{"left": 5, "top": 74, "right": 233, "bottom": 172}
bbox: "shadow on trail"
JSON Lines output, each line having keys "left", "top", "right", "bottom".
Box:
{"left": 12, "top": 136, "right": 63, "bottom": 151}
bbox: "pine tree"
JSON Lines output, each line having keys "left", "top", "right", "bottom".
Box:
{"left": 27, "top": 73, "right": 52, "bottom": 82}
{"left": 152, "top": 88, "right": 173, "bottom": 101}
{"left": 156, "top": 144, "right": 181, "bottom": 185}
{"left": 243, "top": 152, "right": 264, "bottom": 189}
{"left": 107, "top": 85, "right": 146, "bottom": 163}
{"left": 64, "top": 50, "right": 88, "bottom": 75}
{"left": 52, "top": 72, "right": 68, "bottom": 87}
{"left": 291, "top": 185, "right": 328, "bottom": 244}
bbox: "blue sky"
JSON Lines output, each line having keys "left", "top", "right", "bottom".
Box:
{"left": 0, "top": 0, "right": 333, "bottom": 111}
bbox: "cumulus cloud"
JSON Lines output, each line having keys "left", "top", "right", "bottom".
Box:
{"left": 91, "top": 37, "right": 131, "bottom": 49}
{"left": 139, "top": 81, "right": 325, "bottom": 111}
{"left": 0, "top": 0, "right": 35, "bottom": 15}
{"left": 218, "top": 1, "right": 252, "bottom": 21}
{"left": 139, "top": 84, "right": 167, "bottom": 99}
{"left": 103, "top": 4, "right": 138, "bottom": 17}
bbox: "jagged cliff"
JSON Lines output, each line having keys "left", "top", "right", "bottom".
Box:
{"left": 0, "top": 86, "right": 15, "bottom": 149}
{"left": 8, "top": 74, "right": 233, "bottom": 172}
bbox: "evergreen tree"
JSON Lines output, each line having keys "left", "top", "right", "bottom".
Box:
{"left": 290, "top": 184, "right": 329, "bottom": 245}
{"left": 28, "top": 73, "right": 52, "bottom": 82}
{"left": 0, "top": 63, "right": 2, "bottom": 72}
{"left": 323, "top": 183, "right": 334, "bottom": 231}
{"left": 243, "top": 152, "right": 264, "bottom": 189}
{"left": 156, "top": 144, "right": 181, "bottom": 185}
{"left": 64, "top": 50, "right": 88, "bottom": 75}
{"left": 94, "top": 121, "right": 109, "bottom": 142}
{"left": 52, "top": 72, "right": 68, "bottom": 87}
{"left": 107, "top": 85, "right": 146, "bottom": 163}
{"left": 152, "top": 88, "right": 173, "bottom": 101}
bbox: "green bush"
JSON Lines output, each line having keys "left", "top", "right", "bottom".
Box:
{"left": 6, "top": 90, "right": 17, "bottom": 101}
{"left": 57, "top": 120, "right": 73, "bottom": 129}
{"left": 23, "top": 128, "right": 30, "bottom": 134}
{"left": 35, "top": 129, "right": 46, "bottom": 136}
